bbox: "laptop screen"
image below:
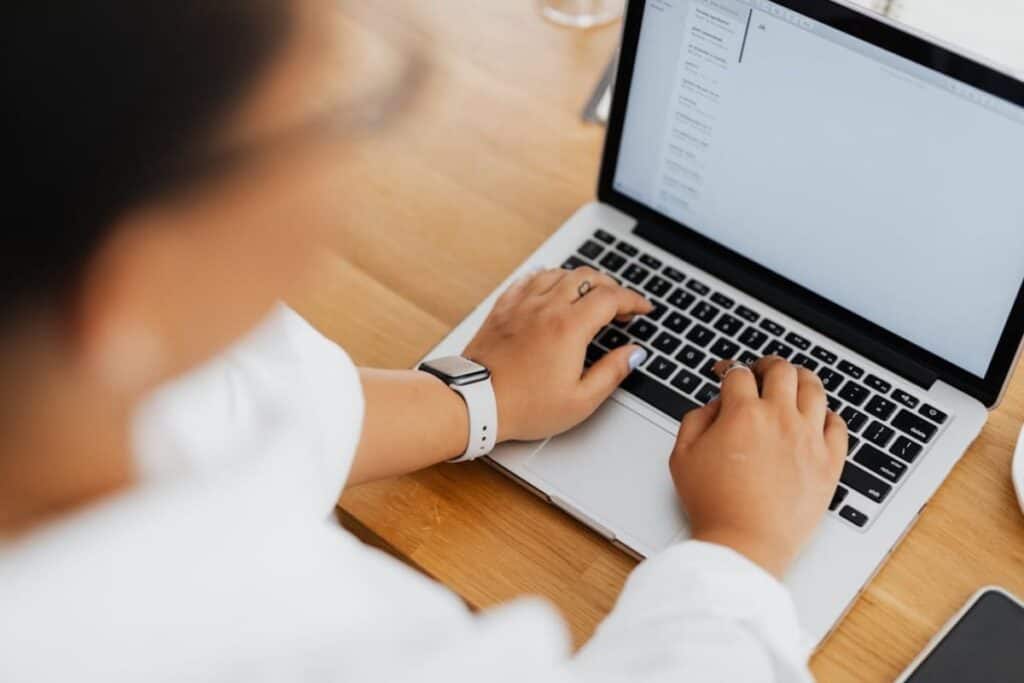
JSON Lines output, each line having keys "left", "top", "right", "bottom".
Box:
{"left": 612, "top": 0, "right": 1024, "bottom": 379}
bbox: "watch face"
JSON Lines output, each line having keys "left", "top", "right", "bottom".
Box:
{"left": 422, "top": 356, "right": 490, "bottom": 385}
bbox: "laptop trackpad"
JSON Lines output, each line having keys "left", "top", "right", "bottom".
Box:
{"left": 523, "top": 399, "right": 688, "bottom": 552}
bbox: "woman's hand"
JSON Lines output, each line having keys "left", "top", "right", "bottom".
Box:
{"left": 670, "top": 356, "right": 847, "bottom": 578}
{"left": 464, "top": 266, "right": 652, "bottom": 443}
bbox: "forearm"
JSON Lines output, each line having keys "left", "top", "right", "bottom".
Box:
{"left": 346, "top": 368, "right": 469, "bottom": 487}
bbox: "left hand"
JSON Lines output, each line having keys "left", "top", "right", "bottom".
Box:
{"left": 463, "top": 266, "right": 652, "bottom": 442}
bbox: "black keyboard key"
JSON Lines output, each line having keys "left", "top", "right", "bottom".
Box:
{"left": 620, "top": 373, "right": 698, "bottom": 421}
{"left": 710, "top": 338, "right": 740, "bottom": 360}
{"left": 562, "top": 255, "right": 588, "bottom": 270}
{"left": 829, "top": 486, "right": 848, "bottom": 511}
{"left": 837, "top": 360, "right": 864, "bottom": 379}
{"left": 791, "top": 354, "right": 819, "bottom": 371}
{"left": 839, "top": 381, "right": 870, "bottom": 407}
{"left": 652, "top": 332, "right": 682, "bottom": 355}
{"left": 714, "top": 314, "right": 744, "bottom": 337}
{"left": 759, "top": 319, "right": 785, "bottom": 336}
{"left": 785, "top": 332, "right": 811, "bottom": 350}
{"left": 616, "top": 241, "right": 639, "bottom": 257}
{"left": 640, "top": 254, "right": 662, "bottom": 270}
{"left": 598, "top": 328, "right": 630, "bottom": 349}
{"left": 623, "top": 264, "right": 650, "bottom": 285}
{"left": 686, "top": 279, "right": 710, "bottom": 295}
{"left": 854, "top": 443, "right": 908, "bottom": 483}
{"left": 818, "top": 367, "right": 844, "bottom": 392}
{"left": 686, "top": 324, "right": 716, "bottom": 348}
{"left": 627, "top": 319, "right": 657, "bottom": 342}
{"left": 594, "top": 229, "right": 615, "bottom": 244}
{"left": 811, "top": 346, "right": 838, "bottom": 365}
{"left": 671, "top": 368, "right": 703, "bottom": 394}
{"left": 865, "top": 374, "right": 892, "bottom": 394}
{"left": 667, "top": 288, "right": 696, "bottom": 311}
{"left": 841, "top": 407, "right": 869, "bottom": 433}
{"left": 646, "top": 302, "right": 667, "bottom": 322}
{"left": 599, "top": 252, "right": 626, "bottom": 273}
{"left": 839, "top": 506, "right": 869, "bottom": 528}
{"left": 892, "top": 390, "right": 919, "bottom": 409}
{"left": 662, "top": 266, "right": 685, "bottom": 282}
{"left": 738, "top": 327, "right": 769, "bottom": 351}
{"left": 692, "top": 301, "right": 719, "bottom": 323}
{"left": 644, "top": 275, "right": 672, "bottom": 298}
{"left": 919, "top": 404, "right": 948, "bottom": 425}
{"left": 696, "top": 383, "right": 720, "bottom": 404}
{"left": 828, "top": 395, "right": 842, "bottom": 413}
{"left": 892, "top": 409, "right": 938, "bottom": 443}
{"left": 585, "top": 343, "right": 606, "bottom": 365}
{"left": 763, "top": 340, "right": 793, "bottom": 359}
{"left": 710, "top": 292, "right": 735, "bottom": 309}
{"left": 864, "top": 420, "right": 895, "bottom": 448}
{"left": 841, "top": 462, "right": 892, "bottom": 504}
{"left": 700, "top": 358, "right": 721, "bottom": 383}
{"left": 865, "top": 395, "right": 897, "bottom": 421}
{"left": 578, "top": 240, "right": 604, "bottom": 260}
{"left": 890, "top": 436, "right": 924, "bottom": 464}
{"left": 648, "top": 356, "right": 677, "bottom": 380}
{"left": 677, "top": 345, "right": 707, "bottom": 369}
{"left": 664, "top": 312, "right": 691, "bottom": 335}
{"left": 847, "top": 435, "right": 860, "bottom": 456}
{"left": 739, "top": 351, "right": 759, "bottom": 365}
{"left": 735, "top": 305, "right": 759, "bottom": 323}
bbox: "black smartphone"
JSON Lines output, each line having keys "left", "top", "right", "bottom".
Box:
{"left": 896, "top": 588, "right": 1024, "bottom": 683}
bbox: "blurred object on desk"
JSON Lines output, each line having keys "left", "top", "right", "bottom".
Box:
{"left": 582, "top": 52, "right": 617, "bottom": 124}
{"left": 540, "top": 0, "right": 625, "bottom": 28}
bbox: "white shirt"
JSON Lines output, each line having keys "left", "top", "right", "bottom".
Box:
{"left": 0, "top": 306, "right": 815, "bottom": 682}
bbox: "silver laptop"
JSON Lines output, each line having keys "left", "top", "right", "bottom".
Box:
{"left": 424, "top": 0, "right": 1024, "bottom": 646}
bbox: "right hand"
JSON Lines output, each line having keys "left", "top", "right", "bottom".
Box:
{"left": 669, "top": 356, "right": 847, "bottom": 578}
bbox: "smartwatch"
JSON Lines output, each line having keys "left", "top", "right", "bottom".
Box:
{"left": 418, "top": 356, "right": 498, "bottom": 463}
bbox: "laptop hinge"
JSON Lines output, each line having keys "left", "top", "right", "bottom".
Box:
{"left": 634, "top": 220, "right": 939, "bottom": 391}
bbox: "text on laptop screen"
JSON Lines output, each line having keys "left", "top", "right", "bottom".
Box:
{"left": 613, "top": 0, "right": 1024, "bottom": 378}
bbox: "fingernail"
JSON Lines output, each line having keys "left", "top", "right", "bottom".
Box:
{"left": 628, "top": 347, "right": 648, "bottom": 371}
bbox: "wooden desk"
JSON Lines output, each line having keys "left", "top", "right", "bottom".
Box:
{"left": 290, "top": 4, "right": 1024, "bottom": 680}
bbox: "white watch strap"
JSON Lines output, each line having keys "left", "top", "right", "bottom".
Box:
{"left": 449, "top": 377, "right": 498, "bottom": 463}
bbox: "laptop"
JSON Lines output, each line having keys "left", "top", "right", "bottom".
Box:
{"left": 424, "top": 0, "right": 1024, "bottom": 646}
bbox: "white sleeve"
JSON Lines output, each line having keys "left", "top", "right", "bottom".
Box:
{"left": 132, "top": 304, "right": 364, "bottom": 515}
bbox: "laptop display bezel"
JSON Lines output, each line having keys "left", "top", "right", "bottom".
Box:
{"left": 598, "top": 0, "right": 1024, "bottom": 408}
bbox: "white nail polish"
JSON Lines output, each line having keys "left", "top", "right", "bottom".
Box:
{"left": 628, "top": 348, "right": 648, "bottom": 371}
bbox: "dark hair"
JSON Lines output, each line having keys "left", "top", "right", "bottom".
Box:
{"left": 5, "top": 2, "right": 290, "bottom": 320}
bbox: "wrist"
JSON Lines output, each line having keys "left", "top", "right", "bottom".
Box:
{"left": 692, "top": 526, "right": 794, "bottom": 580}
{"left": 417, "top": 370, "right": 471, "bottom": 461}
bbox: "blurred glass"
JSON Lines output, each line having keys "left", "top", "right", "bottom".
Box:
{"left": 540, "top": 0, "right": 626, "bottom": 28}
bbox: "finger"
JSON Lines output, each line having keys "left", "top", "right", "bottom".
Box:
{"left": 823, "top": 410, "right": 849, "bottom": 467}
{"left": 751, "top": 356, "right": 798, "bottom": 404}
{"left": 579, "top": 344, "right": 648, "bottom": 408}
{"left": 572, "top": 286, "right": 652, "bottom": 338}
{"left": 526, "top": 268, "right": 570, "bottom": 295}
{"left": 500, "top": 265, "right": 547, "bottom": 302}
{"left": 796, "top": 367, "right": 827, "bottom": 425}
{"left": 715, "top": 361, "right": 759, "bottom": 408}
{"left": 552, "top": 266, "right": 620, "bottom": 302}
{"left": 676, "top": 399, "right": 722, "bottom": 450}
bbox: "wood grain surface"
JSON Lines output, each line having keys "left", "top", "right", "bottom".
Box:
{"left": 288, "top": 3, "right": 1024, "bottom": 680}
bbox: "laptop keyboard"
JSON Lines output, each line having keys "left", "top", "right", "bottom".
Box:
{"left": 567, "top": 229, "right": 951, "bottom": 532}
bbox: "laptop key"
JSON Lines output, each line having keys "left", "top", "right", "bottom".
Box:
{"left": 646, "top": 302, "right": 667, "bottom": 322}
{"left": 620, "top": 373, "right": 699, "bottom": 421}
{"left": 865, "top": 374, "right": 892, "bottom": 394}
{"left": 735, "top": 305, "right": 759, "bottom": 323}
{"left": 640, "top": 253, "right": 662, "bottom": 270}
{"left": 892, "top": 409, "right": 938, "bottom": 443}
{"left": 865, "top": 395, "right": 897, "bottom": 421}
{"left": 837, "top": 360, "right": 864, "bottom": 379}
{"left": 700, "top": 358, "right": 721, "bottom": 383}
{"left": 919, "top": 404, "right": 948, "bottom": 425}
{"left": 841, "top": 406, "right": 869, "bottom": 433}
{"left": 714, "top": 313, "right": 744, "bottom": 337}
{"left": 585, "top": 343, "right": 606, "bottom": 366}
{"left": 644, "top": 275, "right": 672, "bottom": 298}
{"left": 696, "top": 383, "right": 720, "bottom": 404}
{"left": 841, "top": 462, "right": 892, "bottom": 504}
{"left": 692, "top": 301, "right": 719, "bottom": 323}
{"left": 578, "top": 240, "right": 605, "bottom": 260}
{"left": 739, "top": 351, "right": 759, "bottom": 365}
{"left": 648, "top": 356, "right": 677, "bottom": 380}
{"left": 759, "top": 319, "right": 785, "bottom": 337}
{"left": 847, "top": 435, "right": 860, "bottom": 456}
{"left": 818, "top": 367, "right": 844, "bottom": 392}
{"left": 562, "top": 255, "right": 589, "bottom": 270}
{"left": 763, "top": 340, "right": 793, "bottom": 359}
{"left": 686, "top": 279, "right": 710, "bottom": 295}
{"left": 839, "top": 381, "right": 870, "bottom": 407}
{"left": 671, "top": 368, "right": 703, "bottom": 394}
{"left": 791, "top": 354, "right": 819, "bottom": 371}
{"left": 598, "top": 329, "right": 630, "bottom": 349}
{"left": 662, "top": 266, "right": 685, "bottom": 282}
{"left": 710, "top": 338, "right": 740, "bottom": 360}
{"left": 627, "top": 319, "right": 657, "bottom": 342}
{"left": 710, "top": 292, "right": 735, "bottom": 309}
{"left": 738, "top": 327, "right": 769, "bottom": 351}
{"left": 677, "top": 344, "right": 707, "bottom": 369}
{"left": 839, "top": 505, "right": 869, "bottom": 528}
{"left": 864, "top": 420, "right": 895, "bottom": 448}
{"left": 652, "top": 332, "right": 682, "bottom": 355}
{"left": 616, "top": 241, "right": 639, "bottom": 257}
{"left": 829, "top": 486, "right": 849, "bottom": 511}
{"left": 785, "top": 332, "right": 811, "bottom": 350}
{"left": 599, "top": 252, "right": 626, "bottom": 273}
{"left": 890, "top": 436, "right": 924, "bottom": 463}
{"left": 854, "top": 443, "right": 908, "bottom": 483}
{"left": 623, "top": 264, "right": 650, "bottom": 285}
{"left": 686, "top": 324, "right": 715, "bottom": 348}
{"left": 594, "top": 229, "right": 615, "bottom": 244}
{"left": 663, "top": 312, "right": 691, "bottom": 335}
{"left": 828, "top": 395, "right": 842, "bottom": 413}
{"left": 811, "top": 346, "right": 838, "bottom": 365}
{"left": 668, "top": 288, "right": 696, "bottom": 311}
{"left": 892, "top": 389, "right": 919, "bottom": 409}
